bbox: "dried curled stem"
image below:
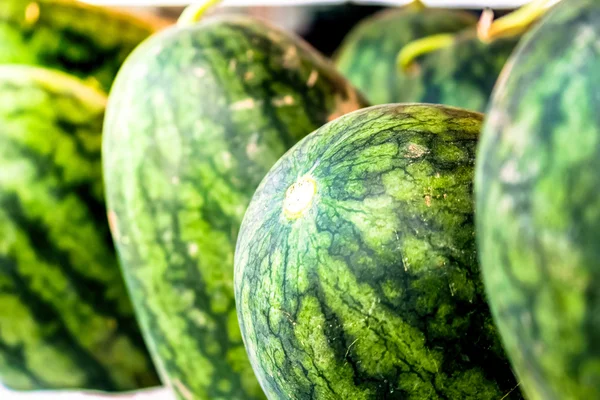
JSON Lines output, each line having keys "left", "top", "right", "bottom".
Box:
{"left": 177, "top": 0, "right": 223, "bottom": 26}
{"left": 478, "top": 0, "right": 561, "bottom": 42}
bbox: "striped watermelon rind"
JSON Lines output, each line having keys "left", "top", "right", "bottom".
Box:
{"left": 235, "top": 104, "right": 523, "bottom": 399}
{"left": 0, "top": 0, "right": 169, "bottom": 91}
{"left": 407, "top": 30, "right": 520, "bottom": 112}
{"left": 0, "top": 65, "right": 159, "bottom": 391}
{"left": 475, "top": 0, "right": 600, "bottom": 398}
{"left": 103, "top": 14, "right": 368, "bottom": 400}
{"left": 334, "top": 5, "right": 477, "bottom": 105}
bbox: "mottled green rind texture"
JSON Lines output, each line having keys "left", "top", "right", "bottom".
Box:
{"left": 411, "top": 32, "right": 520, "bottom": 112}
{"left": 0, "top": 0, "right": 165, "bottom": 91}
{"left": 235, "top": 104, "right": 523, "bottom": 399}
{"left": 475, "top": 0, "right": 600, "bottom": 398}
{"left": 103, "top": 15, "right": 367, "bottom": 400}
{"left": 334, "top": 6, "right": 477, "bottom": 105}
{"left": 0, "top": 65, "right": 159, "bottom": 391}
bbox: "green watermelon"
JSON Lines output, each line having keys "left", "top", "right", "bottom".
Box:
{"left": 407, "top": 30, "right": 520, "bottom": 112}
{"left": 475, "top": 0, "right": 600, "bottom": 398}
{"left": 0, "top": 0, "right": 169, "bottom": 91}
{"left": 0, "top": 65, "right": 159, "bottom": 391}
{"left": 234, "top": 104, "right": 523, "bottom": 399}
{"left": 103, "top": 15, "right": 367, "bottom": 400}
{"left": 334, "top": 5, "right": 477, "bottom": 105}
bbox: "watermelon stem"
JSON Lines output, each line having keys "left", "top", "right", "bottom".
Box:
{"left": 409, "top": 0, "right": 427, "bottom": 10}
{"left": 477, "top": 0, "right": 561, "bottom": 42}
{"left": 177, "top": 0, "right": 223, "bottom": 26}
{"left": 396, "top": 33, "right": 456, "bottom": 73}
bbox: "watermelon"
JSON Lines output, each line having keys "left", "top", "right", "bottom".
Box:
{"left": 234, "top": 104, "right": 523, "bottom": 399}
{"left": 334, "top": 5, "right": 477, "bottom": 105}
{"left": 0, "top": 65, "right": 159, "bottom": 391}
{"left": 475, "top": 0, "right": 600, "bottom": 398}
{"left": 103, "top": 15, "right": 367, "bottom": 400}
{"left": 406, "top": 30, "right": 520, "bottom": 112}
{"left": 0, "top": 0, "right": 169, "bottom": 91}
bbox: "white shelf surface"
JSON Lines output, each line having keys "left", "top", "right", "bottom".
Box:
{"left": 0, "top": 386, "right": 173, "bottom": 400}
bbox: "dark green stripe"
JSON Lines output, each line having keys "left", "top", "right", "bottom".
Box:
{"left": 2, "top": 132, "right": 111, "bottom": 255}
{"left": 135, "top": 164, "right": 247, "bottom": 397}
{"left": 0, "top": 66, "right": 159, "bottom": 391}
{"left": 0, "top": 0, "right": 157, "bottom": 90}
{"left": 0, "top": 254, "right": 117, "bottom": 390}
{"left": 1, "top": 193, "right": 142, "bottom": 343}
{"left": 0, "top": 324, "right": 48, "bottom": 388}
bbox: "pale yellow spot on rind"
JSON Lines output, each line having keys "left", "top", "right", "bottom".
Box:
{"left": 283, "top": 176, "right": 317, "bottom": 219}
{"left": 188, "top": 243, "right": 199, "bottom": 256}
{"left": 307, "top": 70, "right": 319, "bottom": 87}
{"left": 193, "top": 67, "right": 206, "bottom": 78}
{"left": 272, "top": 95, "right": 295, "bottom": 107}
{"left": 407, "top": 143, "right": 429, "bottom": 158}
{"left": 25, "top": 2, "right": 40, "bottom": 26}
{"left": 107, "top": 211, "right": 120, "bottom": 242}
{"left": 283, "top": 47, "right": 299, "bottom": 68}
{"left": 230, "top": 98, "right": 258, "bottom": 111}
{"left": 228, "top": 59, "right": 237, "bottom": 72}
{"left": 246, "top": 133, "right": 260, "bottom": 158}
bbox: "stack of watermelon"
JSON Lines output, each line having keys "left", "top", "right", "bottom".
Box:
{"left": 2, "top": 0, "right": 599, "bottom": 399}
{"left": 0, "top": 0, "right": 165, "bottom": 392}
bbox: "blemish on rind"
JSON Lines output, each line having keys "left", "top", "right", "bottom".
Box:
{"left": 272, "top": 95, "right": 295, "bottom": 107}
{"left": 407, "top": 143, "right": 429, "bottom": 158}
{"left": 25, "top": 2, "right": 40, "bottom": 26}
{"left": 228, "top": 59, "right": 237, "bottom": 72}
{"left": 499, "top": 159, "right": 520, "bottom": 183}
{"left": 230, "top": 98, "right": 258, "bottom": 111}
{"left": 221, "top": 151, "right": 233, "bottom": 168}
{"left": 107, "top": 211, "right": 120, "bottom": 241}
{"left": 188, "top": 243, "right": 199, "bottom": 257}
{"left": 344, "top": 338, "right": 360, "bottom": 359}
{"left": 246, "top": 133, "right": 260, "bottom": 158}
{"left": 193, "top": 67, "right": 206, "bottom": 78}
{"left": 283, "top": 47, "right": 300, "bottom": 69}
{"left": 307, "top": 70, "right": 319, "bottom": 87}
{"left": 283, "top": 175, "right": 317, "bottom": 219}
